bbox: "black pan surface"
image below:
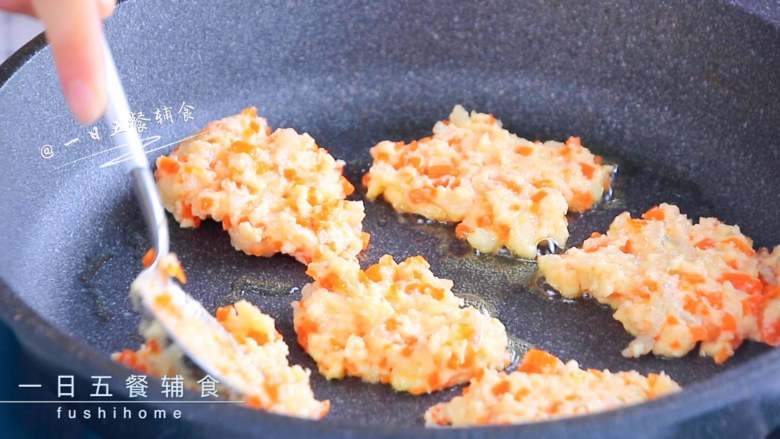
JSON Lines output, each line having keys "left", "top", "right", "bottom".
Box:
{"left": 1, "top": 0, "right": 780, "bottom": 437}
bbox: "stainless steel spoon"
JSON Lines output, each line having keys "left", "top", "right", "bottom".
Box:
{"left": 101, "top": 36, "right": 260, "bottom": 398}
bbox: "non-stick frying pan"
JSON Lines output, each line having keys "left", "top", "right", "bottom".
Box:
{"left": 1, "top": 0, "right": 779, "bottom": 437}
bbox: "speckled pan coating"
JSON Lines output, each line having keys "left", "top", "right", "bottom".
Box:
{"left": 0, "top": 1, "right": 779, "bottom": 438}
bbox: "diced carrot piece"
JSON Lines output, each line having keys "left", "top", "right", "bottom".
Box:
{"left": 690, "top": 325, "right": 707, "bottom": 341}
{"left": 215, "top": 305, "right": 233, "bottom": 322}
{"left": 518, "top": 349, "right": 560, "bottom": 374}
{"left": 722, "top": 313, "right": 738, "bottom": 332}
{"left": 341, "top": 177, "right": 355, "bottom": 196}
{"left": 721, "top": 236, "right": 756, "bottom": 257}
{"left": 491, "top": 380, "right": 511, "bottom": 396}
{"left": 409, "top": 187, "right": 434, "bottom": 204}
{"left": 361, "top": 173, "right": 371, "bottom": 187}
{"left": 157, "top": 156, "right": 179, "bottom": 175}
{"left": 515, "top": 145, "right": 533, "bottom": 156}
{"left": 231, "top": 140, "right": 254, "bottom": 153}
{"left": 719, "top": 272, "right": 763, "bottom": 294}
{"left": 714, "top": 347, "right": 732, "bottom": 364}
{"left": 666, "top": 315, "right": 679, "bottom": 325}
{"left": 621, "top": 239, "right": 633, "bottom": 253}
{"left": 426, "top": 164, "right": 454, "bottom": 179}
{"left": 200, "top": 197, "right": 214, "bottom": 211}
{"left": 141, "top": 248, "right": 156, "bottom": 268}
{"left": 496, "top": 224, "right": 511, "bottom": 241}
{"left": 319, "top": 272, "right": 346, "bottom": 292}
{"left": 477, "top": 215, "right": 492, "bottom": 228}
{"left": 579, "top": 163, "right": 595, "bottom": 179}
{"left": 670, "top": 340, "right": 681, "bottom": 350}
{"left": 572, "top": 191, "right": 594, "bottom": 210}
{"left": 361, "top": 232, "right": 371, "bottom": 250}
{"left": 241, "top": 107, "right": 258, "bottom": 117}
{"left": 678, "top": 272, "right": 705, "bottom": 284}
{"left": 531, "top": 191, "right": 548, "bottom": 204}
{"left": 695, "top": 238, "right": 715, "bottom": 250}
{"left": 590, "top": 232, "right": 602, "bottom": 239}
{"left": 642, "top": 206, "right": 665, "bottom": 221}
{"left": 455, "top": 223, "right": 473, "bottom": 239}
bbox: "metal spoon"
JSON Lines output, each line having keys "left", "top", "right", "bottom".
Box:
{"left": 101, "top": 36, "right": 260, "bottom": 397}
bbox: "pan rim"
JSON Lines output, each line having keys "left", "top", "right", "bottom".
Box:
{"left": 0, "top": 4, "right": 778, "bottom": 437}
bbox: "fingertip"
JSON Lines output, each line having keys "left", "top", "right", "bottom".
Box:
{"left": 97, "top": 0, "right": 115, "bottom": 19}
{"left": 64, "top": 78, "right": 106, "bottom": 124}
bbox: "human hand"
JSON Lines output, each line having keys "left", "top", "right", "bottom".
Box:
{"left": 0, "top": 0, "right": 116, "bottom": 124}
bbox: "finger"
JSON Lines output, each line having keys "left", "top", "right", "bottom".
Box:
{"left": 0, "top": 0, "right": 35, "bottom": 15}
{"left": 97, "top": 0, "right": 115, "bottom": 19}
{"left": 32, "top": 0, "right": 106, "bottom": 124}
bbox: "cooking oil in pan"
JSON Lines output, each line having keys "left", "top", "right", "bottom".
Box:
{"left": 506, "top": 335, "right": 534, "bottom": 370}
{"left": 230, "top": 274, "right": 294, "bottom": 298}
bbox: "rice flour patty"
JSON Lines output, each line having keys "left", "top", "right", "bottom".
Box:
{"left": 293, "top": 254, "right": 510, "bottom": 394}
{"left": 155, "top": 107, "right": 367, "bottom": 264}
{"left": 425, "top": 349, "right": 680, "bottom": 427}
{"left": 363, "top": 105, "right": 613, "bottom": 258}
{"left": 538, "top": 203, "right": 780, "bottom": 363}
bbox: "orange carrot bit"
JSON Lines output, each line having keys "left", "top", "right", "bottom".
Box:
{"left": 477, "top": 215, "right": 493, "bottom": 228}
{"left": 141, "top": 248, "right": 156, "bottom": 268}
{"left": 319, "top": 272, "right": 347, "bottom": 292}
{"left": 677, "top": 272, "right": 705, "bottom": 285}
{"left": 579, "top": 163, "right": 595, "bottom": 179}
{"left": 491, "top": 380, "right": 511, "bottom": 397}
{"left": 517, "top": 349, "right": 560, "bottom": 374}
{"left": 361, "top": 232, "right": 371, "bottom": 250}
{"left": 571, "top": 191, "right": 594, "bottom": 210}
{"left": 361, "top": 173, "right": 371, "bottom": 187}
{"left": 721, "top": 236, "right": 756, "bottom": 257}
{"left": 642, "top": 206, "right": 665, "bottom": 221}
{"left": 590, "top": 232, "right": 603, "bottom": 239}
{"left": 714, "top": 347, "right": 732, "bottom": 364}
{"left": 241, "top": 107, "right": 258, "bottom": 117}
{"left": 408, "top": 187, "right": 434, "bottom": 204}
{"left": 341, "top": 177, "right": 355, "bottom": 196}
{"left": 215, "top": 305, "right": 233, "bottom": 322}
{"left": 157, "top": 156, "right": 180, "bottom": 175}
{"left": 620, "top": 239, "right": 633, "bottom": 254}
{"left": 365, "top": 264, "right": 383, "bottom": 282}
{"left": 670, "top": 340, "right": 681, "bottom": 350}
{"left": 719, "top": 272, "right": 764, "bottom": 294}
{"left": 495, "top": 224, "right": 511, "bottom": 242}
{"left": 147, "top": 339, "right": 161, "bottom": 353}
{"left": 721, "top": 313, "right": 738, "bottom": 333}
{"left": 230, "top": 140, "right": 255, "bottom": 153}
{"left": 689, "top": 325, "right": 707, "bottom": 341}
{"left": 200, "top": 197, "right": 214, "bottom": 212}
{"left": 426, "top": 164, "right": 454, "bottom": 179}
{"left": 531, "top": 190, "right": 548, "bottom": 204}
{"left": 515, "top": 145, "right": 534, "bottom": 156}
{"left": 221, "top": 216, "right": 233, "bottom": 231}
{"left": 695, "top": 238, "right": 715, "bottom": 250}
{"left": 455, "top": 223, "right": 474, "bottom": 239}
{"left": 666, "top": 315, "right": 679, "bottom": 326}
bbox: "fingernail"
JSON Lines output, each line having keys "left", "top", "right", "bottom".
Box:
{"left": 65, "top": 79, "right": 100, "bottom": 124}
